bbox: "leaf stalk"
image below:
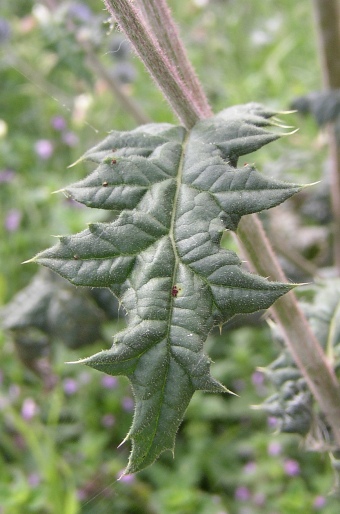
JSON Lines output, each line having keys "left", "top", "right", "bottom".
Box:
{"left": 104, "top": 0, "right": 207, "bottom": 128}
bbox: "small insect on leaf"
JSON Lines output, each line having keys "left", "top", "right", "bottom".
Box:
{"left": 73, "top": 254, "right": 79, "bottom": 260}
{"left": 111, "top": 159, "right": 117, "bottom": 164}
{"left": 102, "top": 181, "right": 108, "bottom": 187}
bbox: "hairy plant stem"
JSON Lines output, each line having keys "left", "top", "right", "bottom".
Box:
{"left": 103, "top": 0, "right": 340, "bottom": 445}
{"left": 104, "top": 0, "right": 206, "bottom": 127}
{"left": 135, "top": 0, "right": 212, "bottom": 117}
{"left": 313, "top": 0, "right": 340, "bottom": 274}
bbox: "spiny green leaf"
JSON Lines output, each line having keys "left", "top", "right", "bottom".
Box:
{"left": 33, "top": 103, "right": 302, "bottom": 473}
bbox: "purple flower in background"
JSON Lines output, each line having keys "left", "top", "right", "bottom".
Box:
{"left": 9, "top": 384, "right": 21, "bottom": 400}
{"left": 235, "top": 486, "right": 251, "bottom": 501}
{"left": 0, "top": 395, "right": 9, "bottom": 411}
{"left": 0, "top": 169, "right": 15, "bottom": 183}
{"left": 313, "top": 496, "right": 326, "bottom": 509}
{"left": 5, "top": 209, "right": 22, "bottom": 232}
{"left": 101, "top": 375, "right": 118, "bottom": 389}
{"left": 243, "top": 461, "right": 257, "bottom": 474}
{"left": 63, "top": 378, "right": 78, "bottom": 395}
{"left": 117, "top": 471, "right": 135, "bottom": 484}
{"left": 51, "top": 115, "right": 66, "bottom": 131}
{"left": 251, "top": 370, "right": 265, "bottom": 386}
{"left": 283, "top": 459, "right": 300, "bottom": 476}
{"left": 267, "top": 416, "right": 279, "bottom": 428}
{"left": 35, "top": 139, "right": 54, "bottom": 159}
{"left": 63, "top": 198, "right": 85, "bottom": 209}
{"left": 64, "top": 197, "right": 85, "bottom": 209}
{"left": 101, "top": 414, "right": 116, "bottom": 428}
{"left": 67, "top": 3, "right": 92, "bottom": 22}
{"left": 252, "top": 370, "right": 267, "bottom": 396}
{"left": 253, "top": 492, "right": 266, "bottom": 506}
{"left": 122, "top": 396, "right": 134, "bottom": 412}
{"left": 267, "top": 440, "right": 282, "bottom": 456}
{"left": 21, "top": 398, "right": 39, "bottom": 420}
{"left": 76, "top": 488, "right": 87, "bottom": 501}
{"left": 232, "top": 378, "right": 245, "bottom": 393}
{"left": 28, "top": 473, "right": 41, "bottom": 487}
{"left": 62, "top": 131, "right": 79, "bottom": 147}
{"left": 0, "top": 18, "right": 11, "bottom": 45}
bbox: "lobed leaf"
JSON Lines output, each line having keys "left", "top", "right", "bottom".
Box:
{"left": 33, "top": 104, "right": 302, "bottom": 473}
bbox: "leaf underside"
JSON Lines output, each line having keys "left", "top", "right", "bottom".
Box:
{"left": 33, "top": 103, "right": 302, "bottom": 473}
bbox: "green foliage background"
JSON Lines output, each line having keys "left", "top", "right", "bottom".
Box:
{"left": 0, "top": 0, "right": 337, "bottom": 512}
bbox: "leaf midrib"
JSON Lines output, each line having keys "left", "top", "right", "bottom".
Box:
{"left": 139, "top": 133, "right": 189, "bottom": 463}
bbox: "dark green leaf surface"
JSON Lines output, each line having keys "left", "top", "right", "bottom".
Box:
{"left": 33, "top": 104, "right": 302, "bottom": 472}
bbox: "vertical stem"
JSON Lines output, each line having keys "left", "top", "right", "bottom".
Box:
{"left": 237, "top": 214, "right": 340, "bottom": 446}
{"left": 313, "top": 0, "right": 340, "bottom": 88}
{"left": 102, "top": 0, "right": 340, "bottom": 446}
{"left": 104, "top": 0, "right": 203, "bottom": 128}
{"left": 135, "top": 0, "right": 213, "bottom": 117}
{"left": 328, "top": 129, "right": 340, "bottom": 273}
{"left": 313, "top": 0, "right": 340, "bottom": 273}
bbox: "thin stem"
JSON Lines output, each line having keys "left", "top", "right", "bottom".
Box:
{"left": 6, "top": 50, "right": 71, "bottom": 108}
{"left": 268, "top": 211, "right": 320, "bottom": 278}
{"left": 103, "top": 0, "right": 340, "bottom": 446}
{"left": 78, "top": 37, "right": 151, "bottom": 125}
{"left": 312, "top": 0, "right": 340, "bottom": 273}
{"left": 270, "top": 234, "right": 320, "bottom": 278}
{"left": 327, "top": 129, "right": 340, "bottom": 273}
{"left": 237, "top": 214, "right": 340, "bottom": 446}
